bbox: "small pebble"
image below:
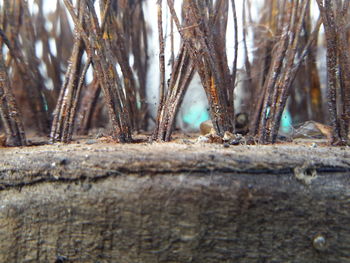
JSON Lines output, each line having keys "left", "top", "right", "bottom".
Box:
{"left": 196, "top": 135, "right": 209, "bottom": 143}
{"left": 200, "top": 120, "right": 214, "bottom": 135}
{"left": 230, "top": 139, "right": 240, "bottom": 145}
{"left": 85, "top": 139, "right": 97, "bottom": 145}
{"left": 182, "top": 139, "right": 192, "bottom": 144}
{"left": 313, "top": 234, "right": 327, "bottom": 251}
{"left": 59, "top": 158, "right": 68, "bottom": 165}
{"left": 310, "top": 142, "right": 317, "bottom": 148}
{"left": 223, "top": 131, "right": 234, "bottom": 141}
{"left": 55, "top": 255, "right": 68, "bottom": 263}
{"left": 223, "top": 143, "right": 230, "bottom": 148}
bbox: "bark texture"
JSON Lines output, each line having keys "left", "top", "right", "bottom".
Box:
{"left": 0, "top": 142, "right": 349, "bottom": 262}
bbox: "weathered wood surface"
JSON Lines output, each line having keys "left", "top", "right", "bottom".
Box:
{"left": 0, "top": 141, "right": 350, "bottom": 262}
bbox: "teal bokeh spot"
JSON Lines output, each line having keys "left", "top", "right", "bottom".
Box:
{"left": 267, "top": 106, "right": 292, "bottom": 133}
{"left": 42, "top": 93, "right": 49, "bottom": 112}
{"left": 281, "top": 109, "right": 292, "bottom": 133}
{"left": 183, "top": 104, "right": 210, "bottom": 129}
{"left": 266, "top": 107, "right": 270, "bottom": 119}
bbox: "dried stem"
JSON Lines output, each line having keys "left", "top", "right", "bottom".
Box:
{"left": 0, "top": 36, "right": 26, "bottom": 146}
{"left": 316, "top": 0, "right": 350, "bottom": 145}
{"left": 166, "top": 0, "right": 235, "bottom": 136}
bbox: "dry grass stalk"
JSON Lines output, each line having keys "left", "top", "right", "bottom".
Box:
{"left": 152, "top": 1, "right": 195, "bottom": 141}
{"left": 0, "top": 32, "right": 26, "bottom": 146}
{"left": 0, "top": 0, "right": 349, "bottom": 146}
{"left": 249, "top": 0, "right": 321, "bottom": 143}
{"left": 316, "top": 0, "right": 350, "bottom": 145}
{"left": 166, "top": 0, "right": 235, "bottom": 138}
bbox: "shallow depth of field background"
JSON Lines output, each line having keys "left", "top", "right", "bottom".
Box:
{"left": 21, "top": 1, "right": 324, "bottom": 133}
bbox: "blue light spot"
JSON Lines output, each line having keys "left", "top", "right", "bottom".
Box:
{"left": 183, "top": 104, "right": 210, "bottom": 129}
{"left": 281, "top": 109, "right": 292, "bottom": 133}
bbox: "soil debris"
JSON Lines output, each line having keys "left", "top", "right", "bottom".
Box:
{"left": 293, "top": 121, "right": 332, "bottom": 140}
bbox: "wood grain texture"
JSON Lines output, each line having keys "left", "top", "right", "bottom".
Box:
{"left": 0, "top": 142, "right": 349, "bottom": 262}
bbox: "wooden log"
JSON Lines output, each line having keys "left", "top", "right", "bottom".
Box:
{"left": 0, "top": 141, "right": 349, "bottom": 262}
